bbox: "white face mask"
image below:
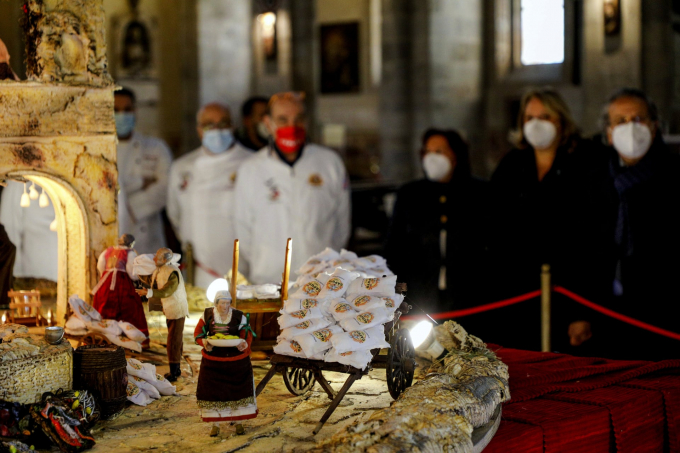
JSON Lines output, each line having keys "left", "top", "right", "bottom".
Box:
{"left": 611, "top": 122, "right": 652, "bottom": 160}
{"left": 523, "top": 119, "right": 557, "bottom": 150}
{"left": 422, "top": 153, "right": 452, "bottom": 182}
{"left": 202, "top": 129, "right": 235, "bottom": 154}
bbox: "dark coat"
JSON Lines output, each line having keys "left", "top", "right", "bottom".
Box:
{"left": 384, "top": 176, "right": 490, "bottom": 314}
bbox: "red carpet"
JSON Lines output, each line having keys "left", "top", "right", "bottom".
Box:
{"left": 485, "top": 346, "right": 680, "bottom": 452}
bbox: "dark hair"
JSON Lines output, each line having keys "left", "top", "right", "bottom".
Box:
{"left": 119, "top": 233, "right": 135, "bottom": 247}
{"left": 421, "top": 128, "right": 471, "bottom": 178}
{"left": 600, "top": 87, "right": 660, "bottom": 131}
{"left": 241, "top": 96, "right": 269, "bottom": 118}
{"left": 115, "top": 87, "right": 136, "bottom": 105}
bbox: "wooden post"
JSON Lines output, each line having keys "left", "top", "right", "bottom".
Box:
{"left": 281, "top": 238, "right": 292, "bottom": 301}
{"left": 185, "top": 242, "right": 195, "bottom": 286}
{"left": 541, "top": 264, "right": 551, "bottom": 352}
{"left": 231, "top": 239, "right": 239, "bottom": 302}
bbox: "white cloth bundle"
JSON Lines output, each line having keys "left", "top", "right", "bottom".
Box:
{"left": 317, "top": 268, "right": 360, "bottom": 299}
{"left": 330, "top": 325, "right": 390, "bottom": 354}
{"left": 131, "top": 254, "right": 156, "bottom": 276}
{"left": 64, "top": 328, "right": 88, "bottom": 336}
{"left": 68, "top": 294, "right": 102, "bottom": 323}
{"left": 88, "top": 319, "right": 123, "bottom": 336}
{"left": 289, "top": 273, "right": 332, "bottom": 299}
{"left": 324, "top": 347, "right": 374, "bottom": 370}
{"left": 347, "top": 294, "right": 404, "bottom": 313}
{"left": 106, "top": 334, "right": 142, "bottom": 352}
{"left": 292, "top": 324, "right": 344, "bottom": 357}
{"left": 329, "top": 299, "right": 359, "bottom": 322}
{"left": 129, "top": 375, "right": 161, "bottom": 399}
{"left": 150, "top": 373, "right": 177, "bottom": 396}
{"left": 118, "top": 321, "right": 147, "bottom": 342}
{"left": 278, "top": 307, "right": 327, "bottom": 329}
{"left": 237, "top": 284, "right": 281, "bottom": 300}
{"left": 127, "top": 358, "right": 157, "bottom": 382}
{"left": 297, "top": 247, "right": 340, "bottom": 274}
{"left": 278, "top": 317, "right": 333, "bottom": 340}
{"left": 338, "top": 307, "right": 394, "bottom": 331}
{"left": 273, "top": 339, "right": 307, "bottom": 358}
{"left": 281, "top": 297, "right": 330, "bottom": 315}
{"left": 126, "top": 380, "right": 153, "bottom": 406}
{"left": 65, "top": 316, "right": 87, "bottom": 331}
{"left": 346, "top": 275, "right": 398, "bottom": 298}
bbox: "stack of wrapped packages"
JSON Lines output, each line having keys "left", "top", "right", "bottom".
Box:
{"left": 64, "top": 295, "right": 147, "bottom": 353}
{"left": 125, "top": 358, "right": 177, "bottom": 406}
{"left": 273, "top": 249, "right": 403, "bottom": 370}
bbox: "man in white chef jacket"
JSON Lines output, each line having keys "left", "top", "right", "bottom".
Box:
{"left": 168, "top": 102, "right": 252, "bottom": 288}
{"left": 115, "top": 88, "right": 172, "bottom": 255}
{"left": 234, "top": 92, "right": 351, "bottom": 284}
{"left": 0, "top": 181, "right": 58, "bottom": 281}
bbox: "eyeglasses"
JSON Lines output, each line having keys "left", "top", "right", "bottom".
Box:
{"left": 201, "top": 121, "right": 231, "bottom": 131}
{"left": 268, "top": 91, "right": 306, "bottom": 108}
{"left": 610, "top": 115, "right": 650, "bottom": 127}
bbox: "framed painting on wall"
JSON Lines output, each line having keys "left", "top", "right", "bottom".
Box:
{"left": 320, "top": 22, "right": 360, "bottom": 94}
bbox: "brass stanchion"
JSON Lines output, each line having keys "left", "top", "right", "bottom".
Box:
{"left": 541, "top": 264, "right": 551, "bottom": 352}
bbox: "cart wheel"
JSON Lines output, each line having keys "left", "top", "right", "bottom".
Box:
{"left": 386, "top": 328, "right": 415, "bottom": 399}
{"left": 82, "top": 333, "right": 111, "bottom": 346}
{"left": 283, "top": 367, "right": 316, "bottom": 396}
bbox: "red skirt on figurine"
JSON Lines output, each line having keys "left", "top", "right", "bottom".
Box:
{"left": 92, "top": 270, "right": 149, "bottom": 343}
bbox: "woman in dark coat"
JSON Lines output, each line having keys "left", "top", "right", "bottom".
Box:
{"left": 384, "top": 129, "right": 490, "bottom": 316}
{"left": 488, "top": 88, "right": 599, "bottom": 351}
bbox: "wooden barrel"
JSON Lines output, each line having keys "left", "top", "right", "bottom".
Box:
{"left": 73, "top": 345, "right": 128, "bottom": 419}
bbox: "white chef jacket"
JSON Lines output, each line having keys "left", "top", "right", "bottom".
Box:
{"left": 234, "top": 143, "right": 351, "bottom": 284}
{"left": 117, "top": 132, "right": 172, "bottom": 255}
{"left": 166, "top": 146, "right": 205, "bottom": 245}
{"left": 0, "top": 181, "right": 58, "bottom": 280}
{"left": 189, "top": 143, "right": 253, "bottom": 288}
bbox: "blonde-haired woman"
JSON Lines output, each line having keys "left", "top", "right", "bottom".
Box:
{"left": 488, "top": 87, "right": 596, "bottom": 351}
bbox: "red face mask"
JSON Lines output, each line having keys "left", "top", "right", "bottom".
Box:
{"left": 275, "top": 126, "right": 306, "bottom": 154}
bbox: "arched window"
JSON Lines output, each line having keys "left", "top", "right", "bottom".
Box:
{"left": 520, "top": 0, "right": 565, "bottom": 65}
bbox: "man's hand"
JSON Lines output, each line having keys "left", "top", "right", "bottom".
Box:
{"left": 568, "top": 321, "right": 592, "bottom": 347}
{"left": 136, "top": 288, "right": 148, "bottom": 297}
{"left": 237, "top": 340, "right": 247, "bottom": 352}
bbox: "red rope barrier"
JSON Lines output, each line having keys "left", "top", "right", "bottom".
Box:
{"left": 402, "top": 289, "right": 542, "bottom": 321}
{"left": 553, "top": 286, "right": 680, "bottom": 341}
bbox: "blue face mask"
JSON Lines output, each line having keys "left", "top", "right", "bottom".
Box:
{"left": 115, "top": 112, "right": 136, "bottom": 138}
{"left": 202, "top": 129, "right": 235, "bottom": 154}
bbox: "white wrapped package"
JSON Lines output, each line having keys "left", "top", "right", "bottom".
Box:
{"left": 64, "top": 328, "right": 88, "bottom": 336}
{"left": 89, "top": 319, "right": 123, "bottom": 336}
{"left": 273, "top": 339, "right": 307, "bottom": 358}
{"left": 325, "top": 347, "right": 374, "bottom": 370}
{"left": 278, "top": 307, "right": 327, "bottom": 329}
{"left": 330, "top": 325, "right": 390, "bottom": 354}
{"left": 127, "top": 380, "right": 153, "bottom": 406}
{"left": 118, "top": 322, "right": 147, "bottom": 342}
{"left": 352, "top": 255, "right": 387, "bottom": 269}
{"left": 237, "top": 284, "right": 281, "bottom": 300}
{"left": 338, "top": 307, "right": 394, "bottom": 331}
{"left": 127, "top": 358, "right": 157, "bottom": 382}
{"left": 278, "top": 317, "right": 333, "bottom": 340}
{"left": 129, "top": 375, "right": 161, "bottom": 399}
{"left": 292, "top": 325, "right": 344, "bottom": 357}
{"left": 317, "top": 268, "right": 360, "bottom": 299}
{"left": 329, "top": 299, "right": 359, "bottom": 322}
{"left": 347, "top": 294, "right": 404, "bottom": 313}
{"left": 65, "top": 316, "right": 87, "bottom": 331}
{"left": 68, "top": 294, "right": 102, "bottom": 323}
{"left": 289, "top": 273, "right": 332, "bottom": 299}
{"left": 281, "top": 297, "right": 330, "bottom": 315}
{"left": 309, "top": 351, "right": 327, "bottom": 361}
{"left": 367, "top": 266, "right": 394, "bottom": 277}
{"left": 150, "top": 373, "right": 177, "bottom": 396}
{"left": 106, "top": 334, "right": 142, "bottom": 352}
{"left": 346, "top": 275, "right": 398, "bottom": 298}
{"left": 297, "top": 248, "right": 340, "bottom": 274}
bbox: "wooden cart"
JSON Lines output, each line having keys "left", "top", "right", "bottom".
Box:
{"left": 255, "top": 284, "right": 415, "bottom": 435}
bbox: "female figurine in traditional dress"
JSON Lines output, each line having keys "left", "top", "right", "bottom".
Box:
{"left": 92, "top": 234, "right": 149, "bottom": 347}
{"left": 194, "top": 290, "right": 257, "bottom": 436}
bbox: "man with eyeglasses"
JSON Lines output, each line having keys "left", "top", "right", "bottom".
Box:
{"left": 572, "top": 88, "right": 680, "bottom": 360}
{"left": 167, "top": 102, "right": 252, "bottom": 288}
{"left": 234, "top": 92, "right": 351, "bottom": 284}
